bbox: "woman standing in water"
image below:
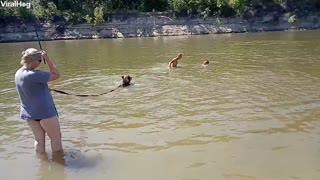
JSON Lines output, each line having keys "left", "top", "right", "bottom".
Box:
{"left": 14, "top": 48, "right": 63, "bottom": 158}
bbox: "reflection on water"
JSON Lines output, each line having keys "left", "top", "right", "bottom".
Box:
{"left": 36, "top": 152, "right": 66, "bottom": 180}
{"left": 0, "top": 31, "right": 320, "bottom": 180}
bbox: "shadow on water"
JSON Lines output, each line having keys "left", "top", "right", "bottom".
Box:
{"left": 63, "top": 149, "right": 104, "bottom": 169}
{"left": 35, "top": 149, "right": 103, "bottom": 180}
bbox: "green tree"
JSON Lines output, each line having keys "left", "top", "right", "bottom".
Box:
{"left": 0, "top": 0, "right": 320, "bottom": 24}
{"left": 94, "top": 6, "right": 105, "bottom": 25}
{"left": 141, "top": 0, "right": 168, "bottom": 12}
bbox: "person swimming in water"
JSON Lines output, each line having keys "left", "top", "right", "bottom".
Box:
{"left": 168, "top": 53, "right": 183, "bottom": 68}
{"left": 203, "top": 60, "right": 209, "bottom": 66}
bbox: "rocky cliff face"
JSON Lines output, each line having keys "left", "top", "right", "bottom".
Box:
{"left": 0, "top": 13, "right": 319, "bottom": 43}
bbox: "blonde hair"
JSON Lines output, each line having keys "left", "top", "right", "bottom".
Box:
{"left": 20, "top": 48, "right": 41, "bottom": 67}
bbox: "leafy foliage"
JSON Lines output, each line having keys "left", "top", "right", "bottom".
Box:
{"left": 0, "top": 0, "right": 318, "bottom": 24}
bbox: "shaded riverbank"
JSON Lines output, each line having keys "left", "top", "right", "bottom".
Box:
{"left": 1, "top": 12, "right": 320, "bottom": 43}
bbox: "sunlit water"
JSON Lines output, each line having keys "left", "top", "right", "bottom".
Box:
{"left": 0, "top": 31, "right": 320, "bottom": 180}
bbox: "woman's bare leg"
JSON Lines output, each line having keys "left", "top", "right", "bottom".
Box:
{"left": 40, "top": 116, "right": 63, "bottom": 152}
{"left": 27, "top": 120, "right": 46, "bottom": 153}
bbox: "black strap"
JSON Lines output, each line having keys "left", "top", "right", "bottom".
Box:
{"left": 51, "top": 85, "right": 122, "bottom": 97}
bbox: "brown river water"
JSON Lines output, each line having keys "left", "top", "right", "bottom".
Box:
{"left": 0, "top": 31, "right": 319, "bottom": 180}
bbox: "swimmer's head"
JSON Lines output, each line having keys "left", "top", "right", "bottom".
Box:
{"left": 203, "top": 60, "right": 209, "bottom": 65}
